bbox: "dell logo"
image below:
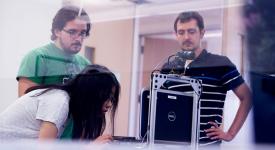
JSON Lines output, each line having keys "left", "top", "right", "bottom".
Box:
{"left": 168, "top": 111, "right": 176, "bottom": 122}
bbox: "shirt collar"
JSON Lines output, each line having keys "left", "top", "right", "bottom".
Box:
{"left": 188, "top": 49, "right": 208, "bottom": 67}
{"left": 195, "top": 49, "right": 208, "bottom": 61}
{"left": 50, "top": 43, "right": 74, "bottom": 61}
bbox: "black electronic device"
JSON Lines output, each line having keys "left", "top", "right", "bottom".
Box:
{"left": 139, "top": 89, "right": 150, "bottom": 139}
{"left": 251, "top": 72, "right": 275, "bottom": 143}
{"left": 147, "top": 73, "right": 202, "bottom": 148}
{"left": 177, "top": 50, "right": 195, "bottom": 60}
{"left": 154, "top": 91, "right": 193, "bottom": 143}
{"left": 112, "top": 136, "right": 142, "bottom": 143}
{"left": 139, "top": 88, "right": 195, "bottom": 144}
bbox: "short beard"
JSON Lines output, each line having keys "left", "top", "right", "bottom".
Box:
{"left": 60, "top": 41, "right": 80, "bottom": 55}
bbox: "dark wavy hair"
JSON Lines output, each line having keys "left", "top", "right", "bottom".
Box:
{"left": 51, "top": 5, "right": 91, "bottom": 41}
{"left": 25, "top": 64, "right": 120, "bottom": 140}
{"left": 174, "top": 11, "right": 204, "bottom": 32}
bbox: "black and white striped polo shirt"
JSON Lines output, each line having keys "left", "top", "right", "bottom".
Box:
{"left": 161, "top": 49, "right": 244, "bottom": 145}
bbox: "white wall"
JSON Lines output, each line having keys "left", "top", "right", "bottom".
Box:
{"left": 222, "top": 5, "right": 253, "bottom": 146}
{"left": 0, "top": 0, "right": 62, "bottom": 112}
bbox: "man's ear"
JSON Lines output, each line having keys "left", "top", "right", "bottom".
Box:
{"left": 200, "top": 29, "right": 205, "bottom": 39}
{"left": 54, "top": 29, "right": 61, "bottom": 38}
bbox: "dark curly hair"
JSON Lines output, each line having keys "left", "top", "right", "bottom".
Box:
{"left": 174, "top": 11, "right": 204, "bottom": 32}
{"left": 51, "top": 5, "right": 91, "bottom": 41}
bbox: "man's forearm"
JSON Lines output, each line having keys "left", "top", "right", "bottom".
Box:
{"left": 227, "top": 95, "right": 252, "bottom": 138}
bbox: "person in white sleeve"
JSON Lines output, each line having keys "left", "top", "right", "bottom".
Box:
{"left": 0, "top": 64, "right": 120, "bottom": 143}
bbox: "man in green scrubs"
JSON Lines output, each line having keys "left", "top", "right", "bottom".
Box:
{"left": 17, "top": 5, "right": 91, "bottom": 139}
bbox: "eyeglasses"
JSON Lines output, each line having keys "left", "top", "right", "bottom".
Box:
{"left": 62, "top": 28, "right": 88, "bottom": 39}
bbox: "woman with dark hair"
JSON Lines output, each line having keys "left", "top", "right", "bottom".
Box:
{"left": 0, "top": 64, "right": 120, "bottom": 142}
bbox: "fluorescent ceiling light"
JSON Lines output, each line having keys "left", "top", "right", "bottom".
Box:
{"left": 83, "top": 0, "right": 131, "bottom": 6}
{"left": 84, "top": 0, "right": 112, "bottom": 5}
